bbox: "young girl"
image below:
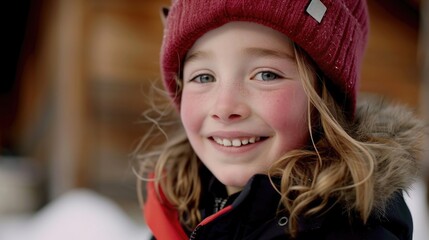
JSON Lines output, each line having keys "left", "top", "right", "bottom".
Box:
{"left": 136, "top": 0, "right": 426, "bottom": 239}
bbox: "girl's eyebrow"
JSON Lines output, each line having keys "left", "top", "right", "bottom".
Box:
{"left": 243, "top": 47, "right": 295, "bottom": 61}
{"left": 184, "top": 47, "right": 295, "bottom": 64}
{"left": 185, "top": 50, "right": 212, "bottom": 63}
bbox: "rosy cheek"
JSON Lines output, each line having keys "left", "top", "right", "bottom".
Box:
{"left": 263, "top": 88, "right": 309, "bottom": 142}
{"left": 180, "top": 92, "right": 203, "bottom": 133}
{"left": 269, "top": 91, "right": 305, "bottom": 121}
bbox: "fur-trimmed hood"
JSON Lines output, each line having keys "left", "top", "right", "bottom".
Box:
{"left": 352, "top": 95, "right": 426, "bottom": 212}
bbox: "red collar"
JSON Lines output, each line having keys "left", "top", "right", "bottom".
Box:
{"left": 144, "top": 179, "right": 188, "bottom": 240}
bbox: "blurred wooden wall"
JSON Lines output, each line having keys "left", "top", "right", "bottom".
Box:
{"left": 362, "top": 0, "right": 420, "bottom": 107}
{"left": 5, "top": 0, "right": 424, "bottom": 202}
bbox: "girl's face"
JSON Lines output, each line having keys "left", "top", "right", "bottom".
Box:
{"left": 181, "top": 22, "right": 310, "bottom": 195}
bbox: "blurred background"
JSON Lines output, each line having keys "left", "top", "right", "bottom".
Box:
{"left": 0, "top": 0, "right": 428, "bottom": 239}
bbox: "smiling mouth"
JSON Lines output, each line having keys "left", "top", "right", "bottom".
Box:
{"left": 211, "top": 136, "right": 268, "bottom": 147}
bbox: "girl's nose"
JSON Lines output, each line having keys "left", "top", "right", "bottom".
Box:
{"left": 209, "top": 84, "right": 250, "bottom": 123}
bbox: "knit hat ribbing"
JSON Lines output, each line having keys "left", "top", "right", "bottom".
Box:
{"left": 161, "top": 0, "right": 369, "bottom": 115}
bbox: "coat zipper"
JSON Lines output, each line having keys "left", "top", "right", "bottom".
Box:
{"left": 189, "top": 225, "right": 201, "bottom": 240}
{"left": 189, "top": 205, "right": 233, "bottom": 239}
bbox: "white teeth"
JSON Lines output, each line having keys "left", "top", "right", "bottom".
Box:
{"left": 232, "top": 139, "right": 241, "bottom": 147}
{"left": 213, "top": 136, "right": 263, "bottom": 147}
{"left": 223, "top": 139, "right": 232, "bottom": 147}
{"left": 214, "top": 137, "right": 223, "bottom": 145}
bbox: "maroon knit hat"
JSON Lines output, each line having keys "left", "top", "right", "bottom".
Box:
{"left": 161, "top": 0, "right": 369, "bottom": 115}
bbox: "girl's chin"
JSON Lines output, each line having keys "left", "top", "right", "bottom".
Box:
{"left": 213, "top": 172, "right": 254, "bottom": 195}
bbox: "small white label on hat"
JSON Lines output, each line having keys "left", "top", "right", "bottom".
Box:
{"left": 306, "top": 0, "right": 327, "bottom": 23}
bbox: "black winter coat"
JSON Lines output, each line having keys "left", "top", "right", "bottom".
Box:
{"left": 189, "top": 174, "right": 412, "bottom": 240}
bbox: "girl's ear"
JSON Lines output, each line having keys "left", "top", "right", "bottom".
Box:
{"left": 160, "top": 7, "right": 169, "bottom": 26}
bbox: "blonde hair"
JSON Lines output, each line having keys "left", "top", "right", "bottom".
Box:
{"left": 268, "top": 44, "right": 376, "bottom": 236}
{"left": 135, "top": 44, "right": 378, "bottom": 237}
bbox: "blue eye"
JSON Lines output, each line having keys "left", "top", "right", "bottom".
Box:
{"left": 191, "top": 74, "right": 215, "bottom": 83}
{"left": 254, "top": 71, "right": 280, "bottom": 81}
